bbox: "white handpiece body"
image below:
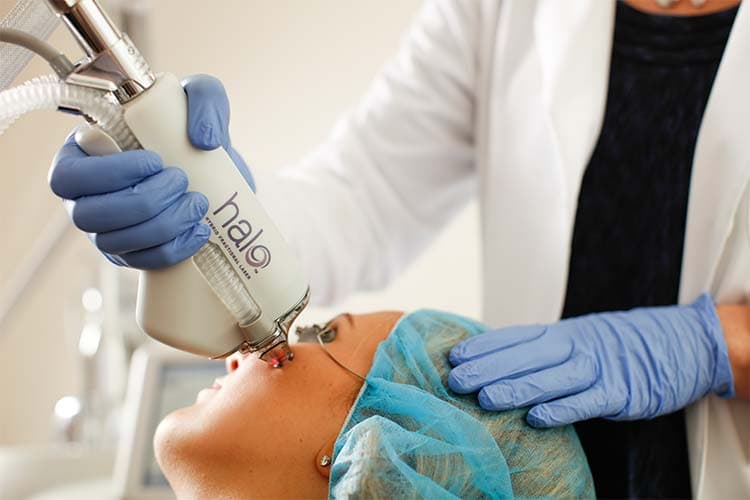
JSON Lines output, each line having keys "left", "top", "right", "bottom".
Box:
{"left": 77, "top": 73, "right": 309, "bottom": 358}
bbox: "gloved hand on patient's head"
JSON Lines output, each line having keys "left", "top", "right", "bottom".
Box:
{"left": 48, "top": 74, "right": 252, "bottom": 270}
{"left": 448, "top": 294, "right": 734, "bottom": 427}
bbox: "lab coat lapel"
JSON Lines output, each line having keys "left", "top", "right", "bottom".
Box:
{"left": 680, "top": 1, "right": 750, "bottom": 301}
{"left": 680, "top": 6, "right": 750, "bottom": 496}
{"left": 534, "top": 0, "right": 615, "bottom": 219}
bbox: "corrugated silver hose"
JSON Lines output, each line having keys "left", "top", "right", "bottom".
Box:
{"left": 0, "top": 74, "right": 139, "bottom": 145}
{"left": 0, "top": 0, "right": 58, "bottom": 90}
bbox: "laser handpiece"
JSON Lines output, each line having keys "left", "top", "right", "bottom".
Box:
{"left": 41, "top": 0, "right": 309, "bottom": 367}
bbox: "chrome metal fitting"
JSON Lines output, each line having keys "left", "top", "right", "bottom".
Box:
{"left": 45, "top": 0, "right": 154, "bottom": 103}
{"left": 230, "top": 288, "right": 311, "bottom": 368}
{"left": 240, "top": 333, "right": 295, "bottom": 369}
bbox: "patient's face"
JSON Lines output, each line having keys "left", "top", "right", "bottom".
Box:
{"left": 155, "top": 311, "right": 403, "bottom": 499}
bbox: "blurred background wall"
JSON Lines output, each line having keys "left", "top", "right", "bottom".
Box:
{"left": 0, "top": 0, "right": 479, "bottom": 445}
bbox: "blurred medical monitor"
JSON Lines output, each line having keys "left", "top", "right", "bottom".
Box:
{"left": 114, "top": 342, "right": 225, "bottom": 500}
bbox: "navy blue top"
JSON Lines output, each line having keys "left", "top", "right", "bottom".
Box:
{"left": 561, "top": 2, "right": 737, "bottom": 498}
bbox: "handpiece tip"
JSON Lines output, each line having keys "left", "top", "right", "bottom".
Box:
{"left": 261, "top": 342, "right": 295, "bottom": 368}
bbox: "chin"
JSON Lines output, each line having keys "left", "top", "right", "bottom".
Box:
{"left": 154, "top": 404, "right": 234, "bottom": 477}
{"left": 154, "top": 409, "right": 217, "bottom": 499}
{"left": 154, "top": 406, "right": 209, "bottom": 474}
{"left": 153, "top": 408, "right": 187, "bottom": 479}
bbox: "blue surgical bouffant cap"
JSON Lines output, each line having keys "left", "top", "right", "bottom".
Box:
{"left": 329, "top": 310, "right": 595, "bottom": 499}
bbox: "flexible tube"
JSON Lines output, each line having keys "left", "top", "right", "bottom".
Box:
{"left": 0, "top": 28, "right": 74, "bottom": 77}
{"left": 0, "top": 0, "right": 58, "bottom": 90}
{"left": 0, "top": 74, "right": 138, "bottom": 149}
{"left": 0, "top": 28, "right": 60, "bottom": 63}
{"left": 193, "top": 242, "right": 262, "bottom": 328}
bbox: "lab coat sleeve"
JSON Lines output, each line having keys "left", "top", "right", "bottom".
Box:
{"left": 257, "top": 0, "right": 480, "bottom": 305}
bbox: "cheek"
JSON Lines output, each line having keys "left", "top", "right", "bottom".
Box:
{"left": 211, "top": 358, "right": 349, "bottom": 448}
{"left": 183, "top": 364, "right": 289, "bottom": 452}
{"left": 153, "top": 369, "right": 274, "bottom": 470}
{"left": 153, "top": 346, "right": 352, "bottom": 477}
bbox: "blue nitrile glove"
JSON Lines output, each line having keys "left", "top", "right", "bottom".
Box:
{"left": 448, "top": 294, "right": 734, "bottom": 428}
{"left": 48, "top": 74, "right": 253, "bottom": 269}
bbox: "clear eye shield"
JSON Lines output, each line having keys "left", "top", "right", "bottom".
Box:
{"left": 296, "top": 317, "right": 366, "bottom": 382}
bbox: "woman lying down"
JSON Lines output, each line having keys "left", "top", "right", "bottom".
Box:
{"left": 154, "top": 311, "right": 595, "bottom": 499}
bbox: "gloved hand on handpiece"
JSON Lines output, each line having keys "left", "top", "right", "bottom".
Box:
{"left": 48, "top": 75, "right": 251, "bottom": 269}
{"left": 448, "top": 294, "right": 734, "bottom": 427}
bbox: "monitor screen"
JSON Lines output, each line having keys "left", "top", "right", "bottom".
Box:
{"left": 143, "top": 360, "right": 226, "bottom": 487}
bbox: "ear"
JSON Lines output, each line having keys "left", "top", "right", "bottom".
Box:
{"left": 315, "top": 439, "right": 336, "bottom": 479}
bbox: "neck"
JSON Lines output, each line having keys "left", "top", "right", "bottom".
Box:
{"left": 169, "top": 472, "right": 233, "bottom": 500}
{"left": 168, "top": 459, "right": 329, "bottom": 500}
{"left": 624, "top": 0, "right": 741, "bottom": 15}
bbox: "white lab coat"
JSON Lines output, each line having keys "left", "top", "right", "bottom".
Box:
{"left": 259, "top": 0, "right": 750, "bottom": 496}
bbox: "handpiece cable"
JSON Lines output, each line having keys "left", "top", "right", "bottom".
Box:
{"left": 0, "top": 28, "right": 73, "bottom": 78}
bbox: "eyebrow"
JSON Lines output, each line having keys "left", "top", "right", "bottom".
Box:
{"left": 341, "top": 313, "right": 355, "bottom": 328}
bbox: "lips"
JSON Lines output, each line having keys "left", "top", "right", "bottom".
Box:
{"left": 195, "top": 377, "right": 225, "bottom": 404}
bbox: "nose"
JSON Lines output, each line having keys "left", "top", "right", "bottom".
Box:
{"left": 225, "top": 351, "right": 245, "bottom": 373}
